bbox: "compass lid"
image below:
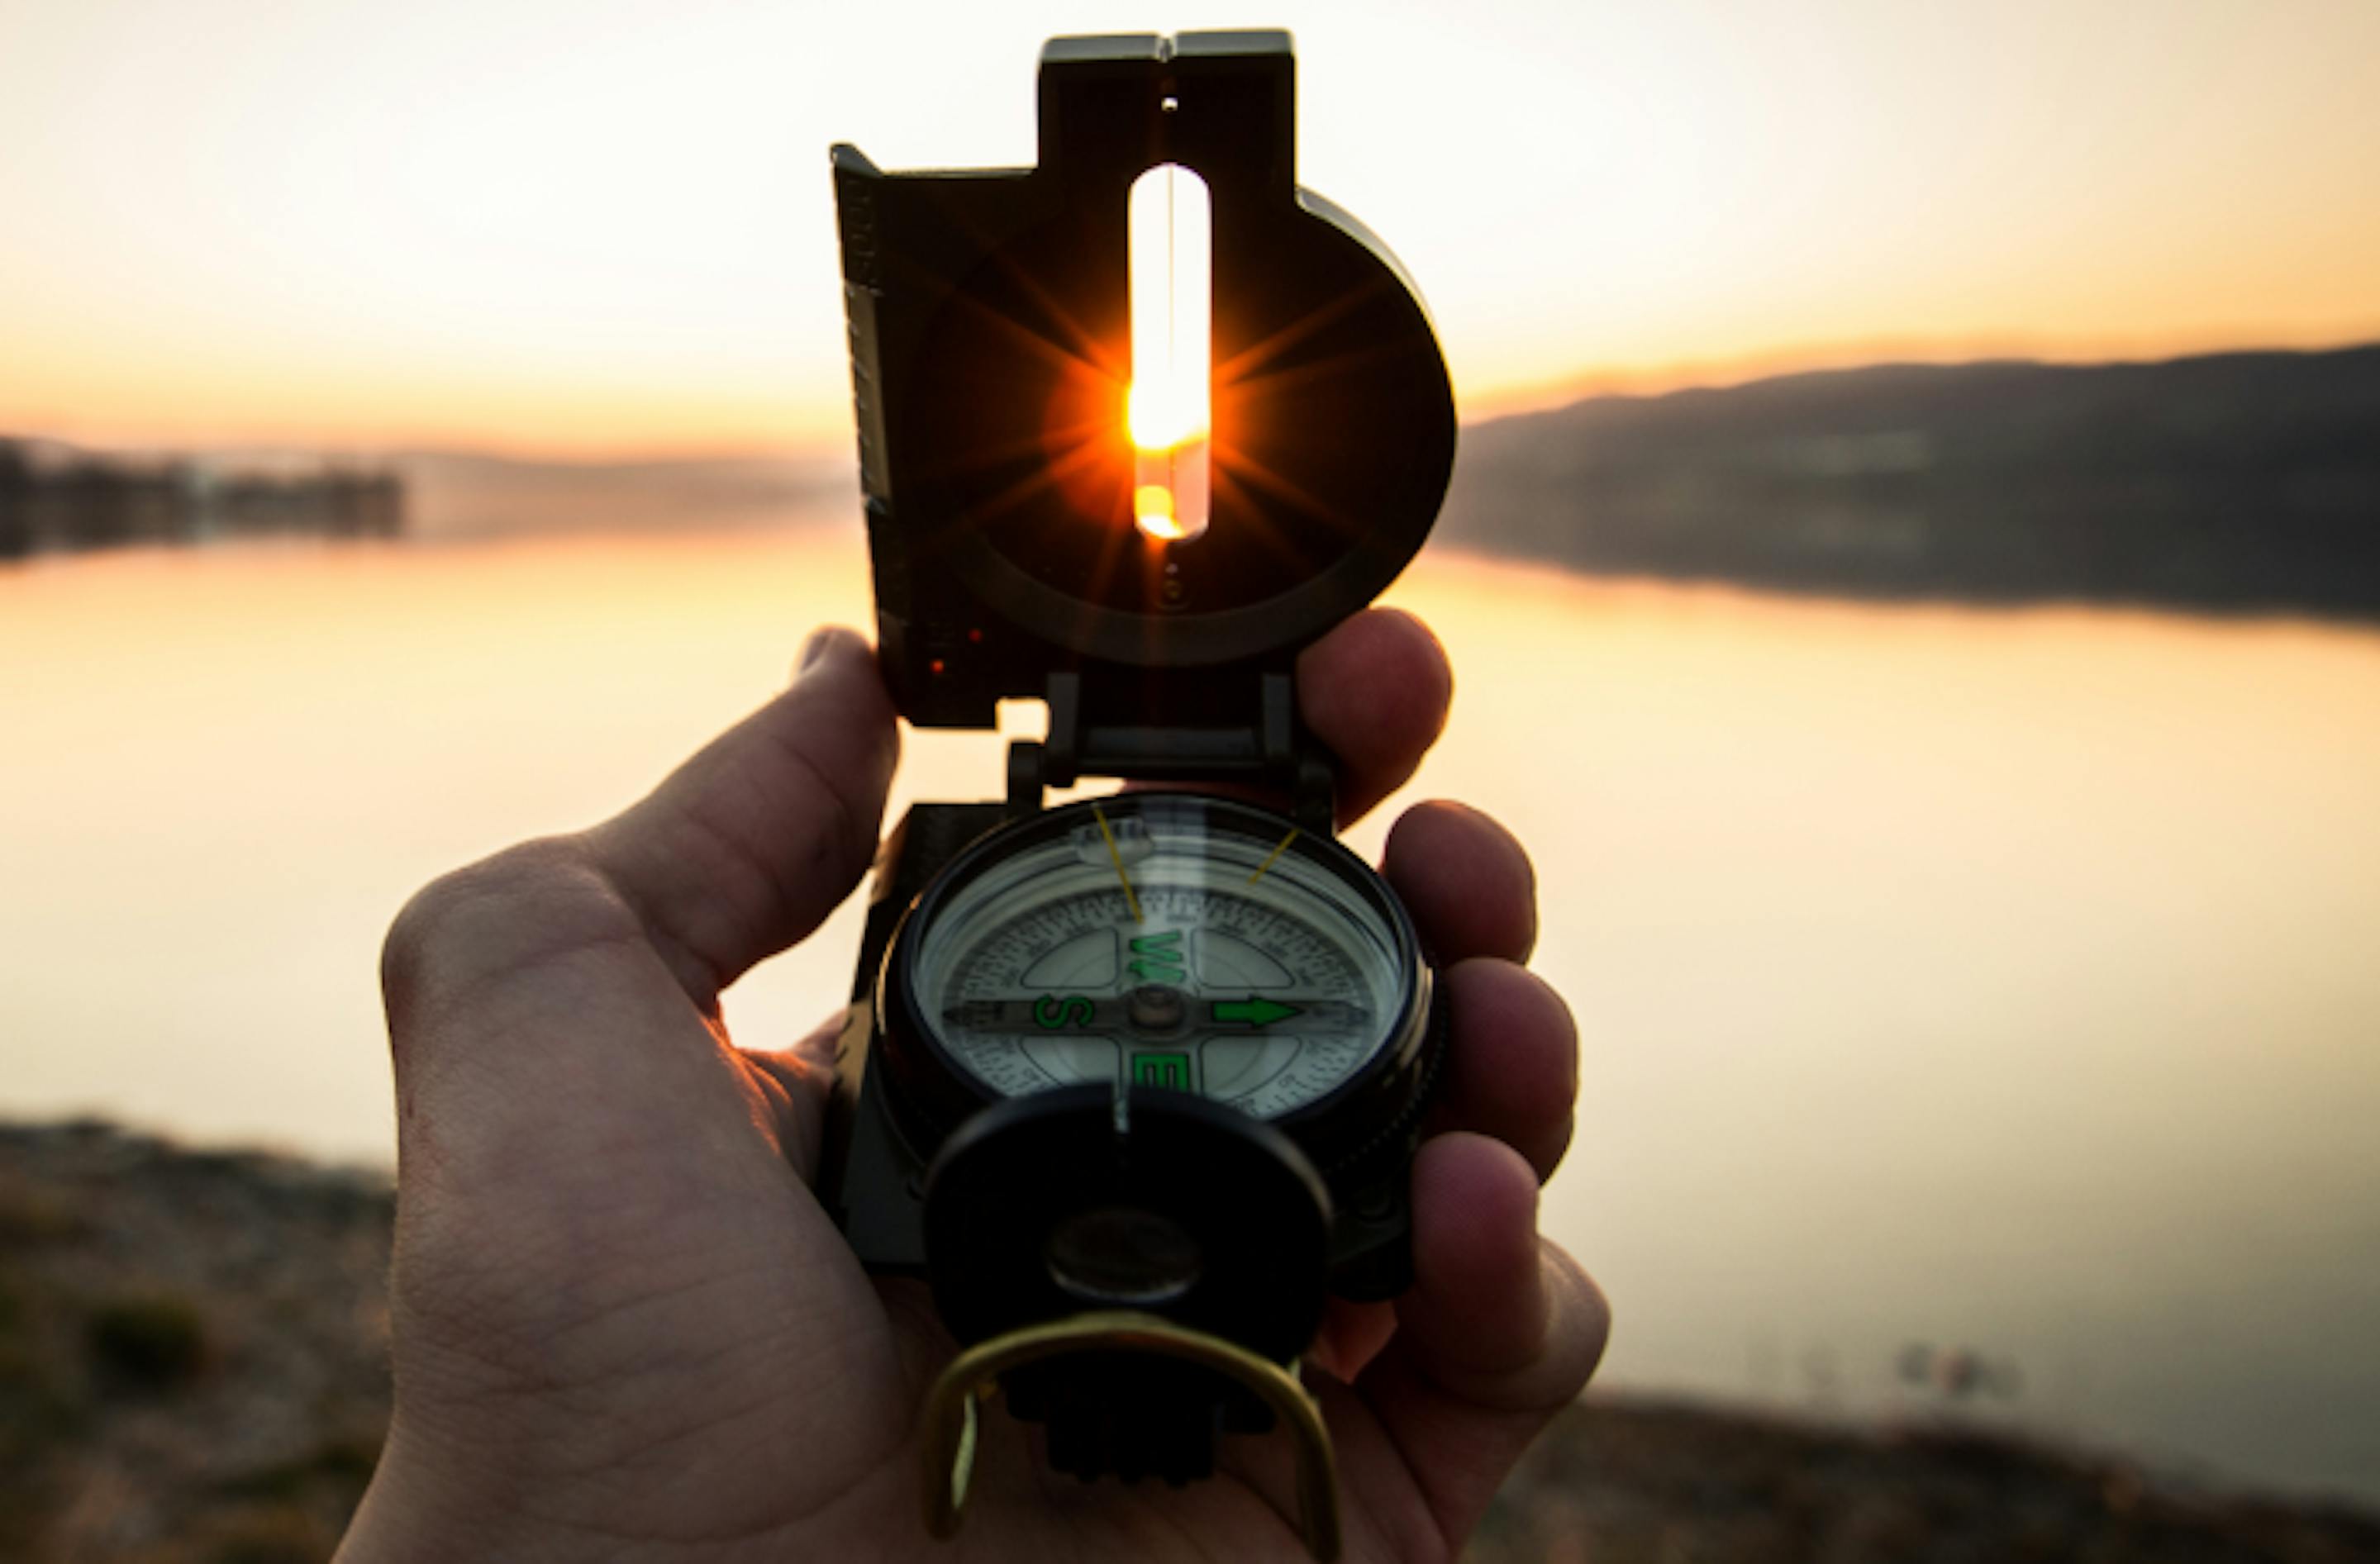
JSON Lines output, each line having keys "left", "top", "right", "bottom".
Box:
{"left": 832, "top": 31, "right": 1455, "bottom": 766}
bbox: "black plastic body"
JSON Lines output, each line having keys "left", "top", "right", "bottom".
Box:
{"left": 819, "top": 796, "right": 1448, "bottom": 1485}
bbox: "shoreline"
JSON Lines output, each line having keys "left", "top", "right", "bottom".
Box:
{"left": 4, "top": 1119, "right": 2374, "bottom": 1562}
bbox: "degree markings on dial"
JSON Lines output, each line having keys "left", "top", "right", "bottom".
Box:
{"left": 963, "top": 891, "right": 1130, "bottom": 982}
{"left": 941, "top": 995, "right": 1371, "bottom": 1034}
{"left": 947, "top": 887, "right": 1359, "bottom": 1001}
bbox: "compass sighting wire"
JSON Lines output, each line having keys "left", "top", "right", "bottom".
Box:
{"left": 1090, "top": 801, "right": 1146, "bottom": 924}
{"left": 1248, "top": 826, "right": 1301, "bottom": 885}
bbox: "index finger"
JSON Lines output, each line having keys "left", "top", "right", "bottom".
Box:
{"left": 1298, "top": 606, "right": 1452, "bottom": 826}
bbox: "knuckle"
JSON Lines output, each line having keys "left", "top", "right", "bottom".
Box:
{"left": 380, "top": 837, "right": 625, "bottom": 1044}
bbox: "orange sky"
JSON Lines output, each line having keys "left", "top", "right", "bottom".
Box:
{"left": 2, "top": 0, "right": 2376, "bottom": 456}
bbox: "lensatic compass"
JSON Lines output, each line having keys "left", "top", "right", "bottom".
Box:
{"left": 820, "top": 31, "right": 1456, "bottom": 1557}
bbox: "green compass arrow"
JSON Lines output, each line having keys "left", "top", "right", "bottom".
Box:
{"left": 1210, "top": 997, "right": 1302, "bottom": 1027}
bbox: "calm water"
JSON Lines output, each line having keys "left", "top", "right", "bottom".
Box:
{"left": 4, "top": 530, "right": 2378, "bottom": 1504}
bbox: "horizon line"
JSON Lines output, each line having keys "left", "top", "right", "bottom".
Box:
{"left": 11, "top": 330, "right": 2377, "bottom": 468}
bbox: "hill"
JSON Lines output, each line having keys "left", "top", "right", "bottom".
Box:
{"left": 1438, "top": 346, "right": 2380, "bottom": 619}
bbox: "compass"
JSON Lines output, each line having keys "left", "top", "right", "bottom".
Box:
{"left": 818, "top": 29, "right": 1458, "bottom": 1555}
{"left": 885, "top": 800, "right": 1418, "bottom": 1143}
{"left": 883, "top": 792, "right": 1437, "bottom": 1191}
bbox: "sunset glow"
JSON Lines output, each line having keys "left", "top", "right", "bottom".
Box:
{"left": 2, "top": 0, "right": 2376, "bottom": 455}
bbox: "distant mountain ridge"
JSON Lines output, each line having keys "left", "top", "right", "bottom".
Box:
{"left": 1438, "top": 345, "right": 2380, "bottom": 619}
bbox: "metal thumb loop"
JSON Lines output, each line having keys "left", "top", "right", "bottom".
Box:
{"left": 918, "top": 1310, "right": 1344, "bottom": 1562}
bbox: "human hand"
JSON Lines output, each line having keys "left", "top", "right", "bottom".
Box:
{"left": 336, "top": 611, "right": 1606, "bottom": 1562}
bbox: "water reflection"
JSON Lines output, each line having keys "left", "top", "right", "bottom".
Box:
{"left": 2, "top": 531, "right": 2376, "bottom": 1503}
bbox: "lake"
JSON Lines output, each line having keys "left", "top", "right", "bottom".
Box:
{"left": 2, "top": 529, "right": 2376, "bottom": 1506}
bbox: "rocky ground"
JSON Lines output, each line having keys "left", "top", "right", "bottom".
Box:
{"left": 0, "top": 1122, "right": 390, "bottom": 1562}
{"left": 3, "top": 1120, "right": 2374, "bottom": 1563}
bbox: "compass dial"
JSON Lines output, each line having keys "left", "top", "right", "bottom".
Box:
{"left": 896, "top": 795, "right": 1425, "bottom": 1125}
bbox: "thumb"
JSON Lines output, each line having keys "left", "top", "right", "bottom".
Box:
{"left": 581, "top": 626, "right": 899, "bottom": 1003}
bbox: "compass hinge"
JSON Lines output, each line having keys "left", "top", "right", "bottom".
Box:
{"left": 1005, "top": 669, "right": 1336, "bottom": 832}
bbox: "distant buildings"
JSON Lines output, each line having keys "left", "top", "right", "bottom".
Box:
{"left": 0, "top": 440, "right": 403, "bottom": 559}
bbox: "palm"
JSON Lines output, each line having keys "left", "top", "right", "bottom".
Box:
{"left": 344, "top": 619, "right": 1604, "bottom": 1564}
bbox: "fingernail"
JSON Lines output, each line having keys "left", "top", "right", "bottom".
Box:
{"left": 797, "top": 629, "right": 835, "bottom": 677}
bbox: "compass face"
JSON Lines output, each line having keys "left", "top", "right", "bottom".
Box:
{"left": 900, "top": 796, "right": 1421, "bottom": 1124}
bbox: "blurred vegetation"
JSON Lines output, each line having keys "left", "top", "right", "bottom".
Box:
{"left": 0, "top": 442, "right": 402, "bottom": 560}
{"left": 86, "top": 1293, "right": 212, "bottom": 1391}
{"left": 182, "top": 1504, "right": 340, "bottom": 1564}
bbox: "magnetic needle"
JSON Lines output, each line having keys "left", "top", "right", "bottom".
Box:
{"left": 819, "top": 30, "right": 1457, "bottom": 1556}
